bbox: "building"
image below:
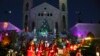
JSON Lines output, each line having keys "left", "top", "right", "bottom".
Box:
{"left": 0, "top": 22, "right": 21, "bottom": 43}
{"left": 70, "top": 23, "right": 100, "bottom": 38}
{"left": 0, "top": 22, "right": 21, "bottom": 32}
{"left": 23, "top": 0, "right": 68, "bottom": 32}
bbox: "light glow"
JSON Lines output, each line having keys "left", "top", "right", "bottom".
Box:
{"left": 84, "top": 37, "right": 92, "bottom": 40}
{"left": 96, "top": 52, "right": 99, "bottom": 56}
{"left": 2, "top": 36, "right": 10, "bottom": 46}
{"left": 3, "top": 22, "right": 8, "bottom": 29}
{"left": 5, "top": 33, "right": 8, "bottom": 36}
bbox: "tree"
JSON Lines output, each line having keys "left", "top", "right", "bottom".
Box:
{"left": 39, "top": 19, "right": 50, "bottom": 32}
{"left": 37, "top": 19, "right": 51, "bottom": 37}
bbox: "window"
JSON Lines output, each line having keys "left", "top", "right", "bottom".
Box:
{"left": 38, "top": 13, "right": 53, "bottom": 16}
{"left": 47, "top": 13, "right": 49, "bottom": 16}
{"left": 24, "top": 15, "right": 28, "bottom": 27}
{"left": 25, "top": 15, "right": 28, "bottom": 21}
{"left": 24, "top": 22, "right": 28, "bottom": 26}
{"left": 41, "top": 13, "right": 43, "bottom": 16}
{"left": 62, "top": 15, "right": 66, "bottom": 29}
{"left": 25, "top": 2, "right": 29, "bottom": 11}
{"left": 50, "top": 13, "right": 52, "bottom": 16}
{"left": 44, "top": 7, "right": 47, "bottom": 10}
{"left": 38, "top": 13, "right": 40, "bottom": 16}
{"left": 55, "top": 22, "right": 58, "bottom": 31}
{"left": 62, "top": 3, "right": 65, "bottom": 11}
{"left": 32, "top": 21, "right": 35, "bottom": 30}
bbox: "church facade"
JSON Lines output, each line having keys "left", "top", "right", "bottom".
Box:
{"left": 23, "top": 0, "right": 68, "bottom": 33}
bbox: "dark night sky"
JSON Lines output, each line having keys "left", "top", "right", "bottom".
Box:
{"left": 0, "top": 0, "right": 100, "bottom": 29}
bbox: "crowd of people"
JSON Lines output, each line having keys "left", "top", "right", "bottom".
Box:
{"left": 27, "top": 39, "right": 82, "bottom": 56}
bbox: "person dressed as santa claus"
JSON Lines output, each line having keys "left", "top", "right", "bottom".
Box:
{"left": 27, "top": 40, "right": 36, "bottom": 56}
{"left": 63, "top": 40, "right": 70, "bottom": 56}
{"left": 45, "top": 41, "right": 50, "bottom": 56}
{"left": 48, "top": 42, "right": 58, "bottom": 56}
{"left": 37, "top": 40, "right": 45, "bottom": 56}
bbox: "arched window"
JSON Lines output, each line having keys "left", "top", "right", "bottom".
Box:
{"left": 47, "top": 13, "right": 49, "bottom": 16}
{"left": 25, "top": 2, "right": 29, "bottom": 11}
{"left": 55, "top": 22, "right": 58, "bottom": 32}
{"left": 62, "top": 15, "right": 66, "bottom": 29}
{"left": 50, "top": 13, "right": 52, "bottom": 16}
{"left": 38, "top": 13, "right": 40, "bottom": 16}
{"left": 44, "top": 7, "right": 47, "bottom": 10}
{"left": 32, "top": 21, "right": 35, "bottom": 30}
{"left": 24, "top": 15, "right": 28, "bottom": 28}
{"left": 41, "top": 13, "right": 43, "bottom": 16}
{"left": 62, "top": 3, "right": 65, "bottom": 11}
{"left": 25, "top": 15, "right": 28, "bottom": 21}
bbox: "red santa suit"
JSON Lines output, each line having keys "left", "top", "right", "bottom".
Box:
{"left": 48, "top": 44, "right": 57, "bottom": 56}
{"left": 54, "top": 44, "right": 58, "bottom": 53}
{"left": 66, "top": 42, "right": 70, "bottom": 49}
{"left": 27, "top": 43, "right": 36, "bottom": 56}
{"left": 37, "top": 43, "right": 45, "bottom": 56}
{"left": 48, "top": 48, "right": 55, "bottom": 56}
{"left": 45, "top": 42, "right": 49, "bottom": 56}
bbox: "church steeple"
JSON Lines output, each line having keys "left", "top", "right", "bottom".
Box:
{"left": 59, "top": 0, "right": 68, "bottom": 30}
{"left": 23, "top": 0, "right": 68, "bottom": 32}
{"left": 59, "top": 0, "right": 67, "bottom": 11}
{"left": 23, "top": 0, "right": 33, "bottom": 31}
